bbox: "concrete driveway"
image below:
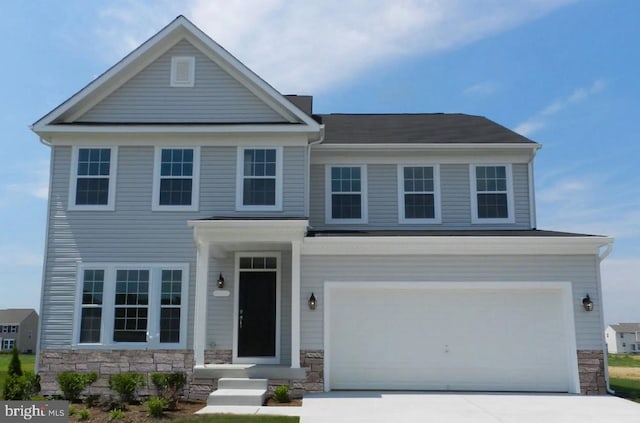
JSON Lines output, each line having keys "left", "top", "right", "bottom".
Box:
{"left": 299, "top": 392, "right": 640, "bottom": 423}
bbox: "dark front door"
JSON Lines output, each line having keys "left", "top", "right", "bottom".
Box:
{"left": 238, "top": 271, "right": 276, "bottom": 357}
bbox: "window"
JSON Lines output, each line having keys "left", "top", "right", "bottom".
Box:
{"left": 170, "top": 56, "right": 195, "bottom": 87}
{"left": 2, "top": 339, "right": 14, "bottom": 350}
{"left": 1, "top": 326, "right": 7, "bottom": 333}
{"left": 236, "top": 147, "right": 283, "bottom": 210}
{"left": 398, "top": 165, "right": 441, "bottom": 223}
{"left": 621, "top": 333, "right": 625, "bottom": 338}
{"left": 9, "top": 326, "right": 17, "bottom": 333}
{"left": 80, "top": 269, "right": 103, "bottom": 343}
{"left": 69, "top": 147, "right": 117, "bottom": 210}
{"left": 633, "top": 344, "right": 636, "bottom": 351}
{"left": 623, "top": 343, "right": 626, "bottom": 347}
{"left": 75, "top": 264, "right": 188, "bottom": 348}
{"left": 153, "top": 147, "right": 200, "bottom": 211}
{"left": 470, "top": 164, "right": 514, "bottom": 223}
{"left": 326, "top": 165, "right": 367, "bottom": 223}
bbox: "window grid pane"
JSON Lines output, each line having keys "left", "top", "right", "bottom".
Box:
{"left": 242, "top": 149, "right": 277, "bottom": 206}
{"left": 159, "top": 149, "right": 194, "bottom": 206}
{"left": 80, "top": 269, "right": 104, "bottom": 343}
{"left": 475, "top": 166, "right": 508, "bottom": 219}
{"left": 113, "top": 269, "right": 149, "bottom": 342}
{"left": 330, "top": 167, "right": 362, "bottom": 219}
{"left": 403, "top": 166, "right": 435, "bottom": 219}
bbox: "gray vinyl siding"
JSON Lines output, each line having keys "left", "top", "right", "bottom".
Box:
{"left": 308, "top": 163, "right": 531, "bottom": 230}
{"left": 300, "top": 255, "right": 603, "bottom": 350}
{"left": 40, "top": 144, "right": 305, "bottom": 350}
{"left": 78, "top": 40, "right": 287, "bottom": 123}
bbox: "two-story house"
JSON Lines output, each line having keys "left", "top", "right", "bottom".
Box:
{"left": 0, "top": 309, "right": 38, "bottom": 353}
{"left": 606, "top": 324, "right": 640, "bottom": 354}
{"left": 32, "top": 16, "right": 612, "bottom": 400}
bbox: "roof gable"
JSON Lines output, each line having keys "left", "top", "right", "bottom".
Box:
{"left": 33, "top": 16, "right": 320, "bottom": 135}
{"left": 0, "top": 309, "right": 37, "bottom": 324}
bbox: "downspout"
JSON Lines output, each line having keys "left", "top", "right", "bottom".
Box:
{"left": 304, "top": 126, "right": 325, "bottom": 218}
{"left": 597, "top": 241, "right": 615, "bottom": 395}
{"left": 33, "top": 134, "right": 53, "bottom": 374}
{"left": 528, "top": 147, "right": 539, "bottom": 229}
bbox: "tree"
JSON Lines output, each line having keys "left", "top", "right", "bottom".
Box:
{"left": 7, "top": 346, "right": 22, "bottom": 377}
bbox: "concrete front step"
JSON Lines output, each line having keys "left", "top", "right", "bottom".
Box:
{"left": 207, "top": 378, "right": 268, "bottom": 406}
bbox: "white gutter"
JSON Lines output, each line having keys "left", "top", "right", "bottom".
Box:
{"left": 304, "top": 125, "right": 325, "bottom": 217}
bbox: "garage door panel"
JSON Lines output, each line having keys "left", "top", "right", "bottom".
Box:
{"left": 328, "top": 285, "right": 572, "bottom": 392}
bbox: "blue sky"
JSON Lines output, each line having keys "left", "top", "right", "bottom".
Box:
{"left": 1, "top": 0, "right": 638, "bottom": 325}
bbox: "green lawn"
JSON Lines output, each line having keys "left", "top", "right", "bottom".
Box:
{"left": 610, "top": 377, "right": 640, "bottom": 403}
{"left": 608, "top": 354, "right": 640, "bottom": 367}
{"left": 0, "top": 352, "right": 35, "bottom": 388}
{"left": 172, "top": 416, "right": 298, "bottom": 423}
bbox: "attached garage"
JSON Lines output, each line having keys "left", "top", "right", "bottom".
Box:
{"left": 325, "top": 282, "right": 579, "bottom": 393}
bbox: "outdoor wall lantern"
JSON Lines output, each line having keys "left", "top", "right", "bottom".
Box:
{"left": 308, "top": 292, "right": 317, "bottom": 310}
{"left": 216, "top": 273, "right": 225, "bottom": 289}
{"left": 582, "top": 294, "right": 594, "bottom": 312}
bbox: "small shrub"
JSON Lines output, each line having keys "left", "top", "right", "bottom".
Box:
{"left": 109, "top": 408, "right": 125, "bottom": 420}
{"left": 8, "top": 347, "right": 22, "bottom": 377}
{"left": 273, "top": 385, "right": 290, "bottom": 403}
{"left": 3, "top": 372, "right": 40, "bottom": 400}
{"left": 78, "top": 408, "right": 90, "bottom": 421}
{"left": 151, "top": 372, "right": 187, "bottom": 410}
{"left": 68, "top": 405, "right": 78, "bottom": 416}
{"left": 147, "top": 396, "right": 166, "bottom": 417}
{"left": 56, "top": 371, "right": 98, "bottom": 401}
{"left": 109, "top": 373, "right": 144, "bottom": 404}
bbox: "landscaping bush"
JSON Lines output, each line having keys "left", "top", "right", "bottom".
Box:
{"left": 109, "top": 408, "right": 125, "bottom": 420}
{"left": 56, "top": 371, "right": 98, "bottom": 401}
{"left": 151, "top": 372, "right": 187, "bottom": 410}
{"left": 78, "top": 408, "right": 90, "bottom": 421}
{"left": 2, "top": 348, "right": 40, "bottom": 400}
{"left": 273, "top": 385, "right": 290, "bottom": 403}
{"left": 146, "top": 396, "right": 166, "bottom": 417}
{"left": 108, "top": 372, "right": 144, "bottom": 404}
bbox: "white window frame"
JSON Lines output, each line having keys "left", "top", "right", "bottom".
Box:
{"left": 73, "top": 263, "right": 189, "bottom": 349}
{"left": 325, "top": 165, "right": 368, "bottom": 224}
{"left": 68, "top": 146, "right": 118, "bottom": 211}
{"left": 235, "top": 147, "right": 283, "bottom": 211}
{"left": 470, "top": 164, "right": 515, "bottom": 224}
{"left": 170, "top": 56, "right": 195, "bottom": 87}
{"left": 397, "top": 164, "right": 442, "bottom": 224}
{"left": 2, "top": 339, "right": 14, "bottom": 350}
{"left": 152, "top": 146, "right": 200, "bottom": 211}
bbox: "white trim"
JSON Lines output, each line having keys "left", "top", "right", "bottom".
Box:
{"left": 325, "top": 165, "right": 368, "bottom": 224}
{"left": 170, "top": 56, "right": 195, "bottom": 87}
{"left": 72, "top": 262, "right": 189, "bottom": 350}
{"left": 301, "top": 235, "right": 613, "bottom": 256}
{"left": 152, "top": 146, "right": 200, "bottom": 211}
{"left": 68, "top": 146, "right": 118, "bottom": 211}
{"left": 323, "top": 281, "right": 579, "bottom": 394}
{"left": 470, "top": 164, "right": 515, "bottom": 224}
{"left": 290, "top": 241, "right": 301, "bottom": 368}
{"left": 528, "top": 159, "right": 537, "bottom": 228}
{"left": 232, "top": 252, "right": 281, "bottom": 365}
{"left": 313, "top": 143, "right": 541, "bottom": 151}
{"left": 45, "top": 133, "right": 310, "bottom": 147}
{"left": 235, "top": 147, "right": 283, "bottom": 211}
{"left": 193, "top": 242, "right": 209, "bottom": 366}
{"left": 397, "top": 164, "right": 442, "bottom": 224}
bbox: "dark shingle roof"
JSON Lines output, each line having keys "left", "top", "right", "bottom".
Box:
{"left": 610, "top": 323, "right": 640, "bottom": 332}
{"left": 316, "top": 113, "right": 536, "bottom": 145}
{"left": 0, "top": 309, "right": 37, "bottom": 324}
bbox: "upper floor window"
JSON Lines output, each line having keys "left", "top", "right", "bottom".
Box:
{"left": 398, "top": 165, "right": 441, "bottom": 224}
{"left": 325, "top": 165, "right": 367, "bottom": 224}
{"left": 69, "top": 147, "right": 117, "bottom": 210}
{"left": 236, "top": 147, "right": 283, "bottom": 211}
{"left": 470, "top": 164, "right": 514, "bottom": 224}
{"left": 153, "top": 147, "right": 200, "bottom": 211}
{"left": 76, "top": 263, "right": 188, "bottom": 348}
{"left": 170, "top": 56, "right": 195, "bottom": 87}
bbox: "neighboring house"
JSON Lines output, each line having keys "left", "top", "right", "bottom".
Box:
{"left": 606, "top": 324, "right": 640, "bottom": 354}
{"left": 32, "top": 16, "right": 613, "bottom": 399}
{"left": 0, "top": 309, "right": 38, "bottom": 353}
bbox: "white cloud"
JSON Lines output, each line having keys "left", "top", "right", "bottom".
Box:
{"left": 515, "top": 79, "right": 607, "bottom": 136}
{"left": 464, "top": 81, "right": 500, "bottom": 97}
{"left": 92, "top": 0, "right": 576, "bottom": 94}
{"left": 602, "top": 258, "right": 640, "bottom": 325}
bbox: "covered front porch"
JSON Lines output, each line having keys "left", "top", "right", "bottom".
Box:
{"left": 188, "top": 218, "right": 308, "bottom": 377}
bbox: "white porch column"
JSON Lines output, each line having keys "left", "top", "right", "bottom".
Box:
{"left": 291, "top": 240, "right": 301, "bottom": 368}
{"left": 193, "top": 241, "right": 209, "bottom": 367}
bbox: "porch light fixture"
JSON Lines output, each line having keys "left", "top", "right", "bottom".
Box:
{"left": 216, "top": 273, "right": 225, "bottom": 289}
{"left": 308, "top": 292, "right": 317, "bottom": 310}
{"left": 582, "top": 294, "right": 593, "bottom": 312}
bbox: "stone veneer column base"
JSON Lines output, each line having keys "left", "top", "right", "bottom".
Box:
{"left": 577, "top": 349, "right": 607, "bottom": 395}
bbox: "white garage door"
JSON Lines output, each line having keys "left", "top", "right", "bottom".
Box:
{"left": 327, "top": 283, "right": 576, "bottom": 392}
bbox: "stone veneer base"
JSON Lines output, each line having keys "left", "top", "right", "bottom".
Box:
{"left": 37, "top": 348, "right": 605, "bottom": 399}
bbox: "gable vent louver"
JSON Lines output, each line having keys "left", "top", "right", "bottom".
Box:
{"left": 171, "top": 56, "right": 195, "bottom": 87}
